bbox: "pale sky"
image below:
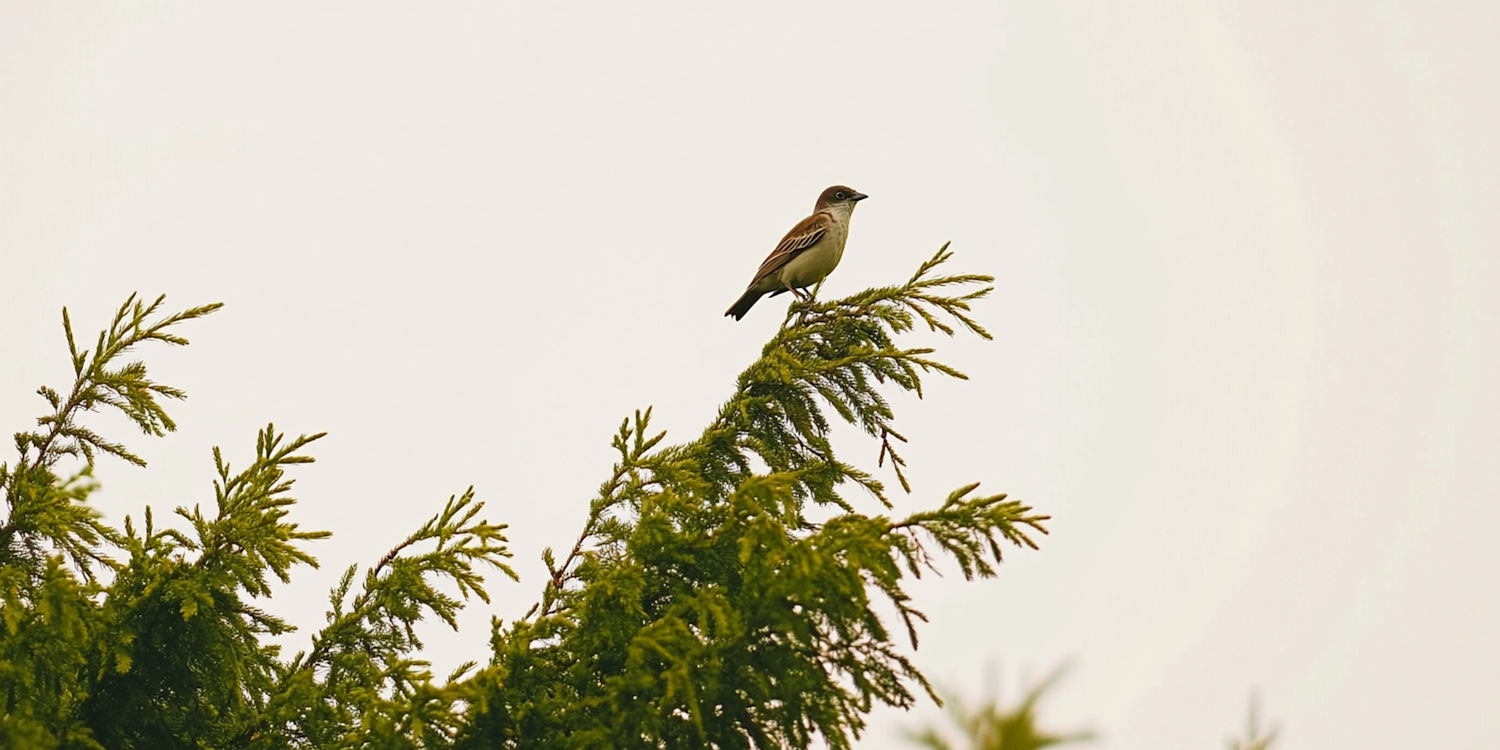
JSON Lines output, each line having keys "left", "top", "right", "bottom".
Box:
{"left": 2, "top": 4, "right": 1496, "bottom": 749}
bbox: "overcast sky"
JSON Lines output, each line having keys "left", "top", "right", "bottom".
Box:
{"left": 3, "top": 3, "right": 1496, "bottom": 748}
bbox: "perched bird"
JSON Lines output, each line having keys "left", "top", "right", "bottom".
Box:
{"left": 725, "top": 185, "right": 868, "bottom": 320}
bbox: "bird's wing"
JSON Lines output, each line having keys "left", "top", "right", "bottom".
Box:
{"left": 745, "top": 212, "right": 832, "bottom": 288}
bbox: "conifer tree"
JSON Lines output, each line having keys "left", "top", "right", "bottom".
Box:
{"left": 0, "top": 247, "right": 1053, "bottom": 749}
{"left": 455, "top": 245, "right": 1048, "bottom": 749}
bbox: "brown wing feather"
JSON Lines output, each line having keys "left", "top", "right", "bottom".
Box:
{"left": 746, "top": 212, "right": 832, "bottom": 288}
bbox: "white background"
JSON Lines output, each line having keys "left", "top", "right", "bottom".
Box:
{"left": 3, "top": 4, "right": 1496, "bottom": 748}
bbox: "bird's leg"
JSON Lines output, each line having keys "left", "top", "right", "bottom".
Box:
{"left": 782, "top": 284, "right": 812, "bottom": 327}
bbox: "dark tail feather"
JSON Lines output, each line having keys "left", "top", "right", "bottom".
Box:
{"left": 725, "top": 289, "right": 765, "bottom": 320}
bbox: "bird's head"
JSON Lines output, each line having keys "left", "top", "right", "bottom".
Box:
{"left": 816, "top": 185, "right": 868, "bottom": 211}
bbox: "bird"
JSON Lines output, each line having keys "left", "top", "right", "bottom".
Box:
{"left": 724, "top": 185, "right": 868, "bottom": 320}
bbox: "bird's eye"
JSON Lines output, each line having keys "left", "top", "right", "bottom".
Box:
{"left": 835, "top": 191, "right": 847, "bottom": 200}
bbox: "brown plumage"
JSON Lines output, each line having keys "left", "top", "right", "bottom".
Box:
{"left": 726, "top": 185, "right": 868, "bottom": 320}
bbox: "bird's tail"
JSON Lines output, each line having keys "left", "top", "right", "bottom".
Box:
{"left": 725, "top": 289, "right": 765, "bottom": 320}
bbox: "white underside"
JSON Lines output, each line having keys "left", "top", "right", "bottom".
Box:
{"left": 769, "top": 202, "right": 854, "bottom": 291}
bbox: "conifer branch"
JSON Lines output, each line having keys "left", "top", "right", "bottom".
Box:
{"left": 1, "top": 294, "right": 218, "bottom": 580}
{"left": 180, "top": 425, "right": 332, "bottom": 597}
{"left": 12, "top": 294, "right": 221, "bottom": 475}
{"left": 301, "top": 488, "right": 516, "bottom": 667}
{"left": 688, "top": 243, "right": 997, "bottom": 509}
{"left": 537, "top": 408, "right": 675, "bottom": 622}
{"left": 473, "top": 245, "right": 1042, "bottom": 749}
{"left": 255, "top": 487, "right": 515, "bottom": 745}
{"left": 889, "top": 484, "right": 1051, "bottom": 580}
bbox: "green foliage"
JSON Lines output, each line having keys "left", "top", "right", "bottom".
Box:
{"left": 0, "top": 245, "right": 1051, "bottom": 749}
{"left": 0, "top": 296, "right": 517, "bottom": 748}
{"left": 3, "top": 293, "right": 220, "bottom": 581}
{"left": 245, "top": 489, "right": 516, "bottom": 749}
{"left": 905, "top": 666, "right": 1094, "bottom": 750}
{"left": 460, "top": 245, "right": 1049, "bottom": 749}
{"left": 1, "top": 295, "right": 221, "bottom": 749}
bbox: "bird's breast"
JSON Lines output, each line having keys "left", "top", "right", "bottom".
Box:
{"left": 776, "top": 223, "right": 847, "bottom": 289}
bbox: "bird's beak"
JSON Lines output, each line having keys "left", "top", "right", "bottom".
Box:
{"left": 850, "top": 193, "right": 868, "bottom": 202}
